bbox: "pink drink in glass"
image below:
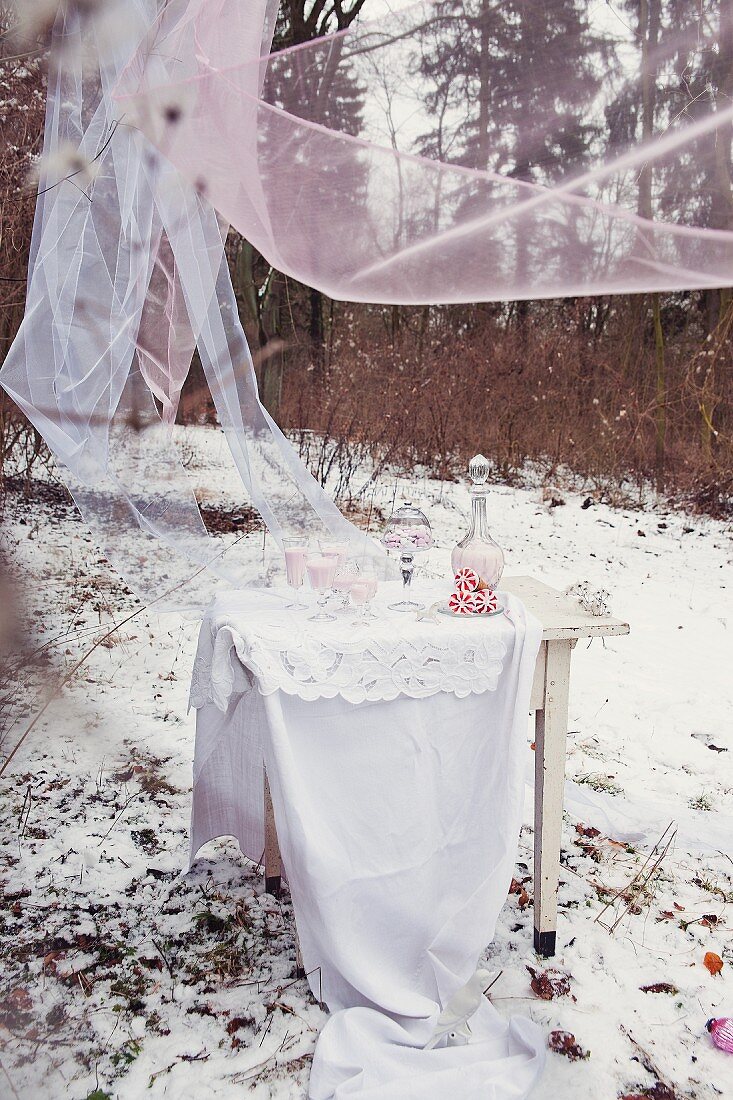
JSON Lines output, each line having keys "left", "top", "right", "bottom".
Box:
{"left": 282, "top": 535, "right": 309, "bottom": 610}
{"left": 350, "top": 575, "right": 378, "bottom": 618}
{"left": 307, "top": 556, "right": 338, "bottom": 590}
{"left": 352, "top": 577, "right": 377, "bottom": 600}
{"left": 307, "top": 556, "right": 338, "bottom": 620}
{"left": 284, "top": 546, "right": 308, "bottom": 588}
{"left": 350, "top": 582, "right": 369, "bottom": 605}
{"left": 320, "top": 540, "right": 349, "bottom": 566}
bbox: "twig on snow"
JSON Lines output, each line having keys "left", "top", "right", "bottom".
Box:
{"left": 594, "top": 823, "right": 677, "bottom": 933}
{"left": 0, "top": 1058, "right": 21, "bottom": 1100}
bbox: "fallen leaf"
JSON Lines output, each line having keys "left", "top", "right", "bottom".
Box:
{"left": 0, "top": 987, "right": 34, "bottom": 1031}
{"left": 548, "top": 1029, "right": 589, "bottom": 1060}
{"left": 527, "top": 966, "right": 572, "bottom": 1000}
{"left": 704, "top": 951, "right": 723, "bottom": 976}
{"left": 140, "top": 956, "right": 163, "bottom": 971}
{"left": 0, "top": 888, "right": 31, "bottom": 905}
{"left": 619, "top": 1088, "right": 677, "bottom": 1100}
{"left": 5, "top": 988, "right": 31, "bottom": 1012}
{"left": 673, "top": 903, "right": 685, "bottom": 912}
{"left": 646, "top": 1085, "right": 678, "bottom": 1100}
{"left": 45, "top": 1004, "right": 66, "bottom": 1028}
{"left": 639, "top": 983, "right": 678, "bottom": 995}
{"left": 575, "top": 824, "right": 601, "bottom": 838}
{"left": 225, "top": 1013, "right": 256, "bottom": 1048}
{"left": 509, "top": 880, "right": 531, "bottom": 908}
{"left": 43, "top": 950, "right": 65, "bottom": 974}
{"left": 656, "top": 911, "right": 675, "bottom": 922}
{"left": 226, "top": 1016, "right": 252, "bottom": 1035}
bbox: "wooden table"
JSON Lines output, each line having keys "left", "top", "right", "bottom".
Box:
{"left": 502, "top": 576, "right": 629, "bottom": 956}
{"left": 264, "top": 575, "right": 629, "bottom": 960}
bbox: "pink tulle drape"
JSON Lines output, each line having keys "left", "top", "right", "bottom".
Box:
{"left": 118, "top": 0, "right": 733, "bottom": 304}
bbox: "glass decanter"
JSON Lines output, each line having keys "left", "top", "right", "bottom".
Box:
{"left": 451, "top": 455, "right": 504, "bottom": 592}
{"left": 382, "top": 501, "right": 432, "bottom": 612}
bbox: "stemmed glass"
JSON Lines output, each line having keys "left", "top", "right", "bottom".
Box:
{"left": 382, "top": 501, "right": 433, "bottom": 612}
{"left": 350, "top": 566, "right": 379, "bottom": 620}
{"left": 319, "top": 539, "right": 350, "bottom": 607}
{"left": 306, "top": 554, "right": 338, "bottom": 621}
{"left": 319, "top": 540, "right": 349, "bottom": 565}
{"left": 333, "top": 560, "right": 359, "bottom": 611}
{"left": 282, "top": 536, "right": 309, "bottom": 610}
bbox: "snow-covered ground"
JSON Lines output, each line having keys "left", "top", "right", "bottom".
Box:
{"left": 1, "top": 430, "right": 731, "bottom": 1100}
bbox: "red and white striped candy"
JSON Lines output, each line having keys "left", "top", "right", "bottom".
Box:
{"left": 470, "top": 589, "right": 499, "bottom": 614}
{"left": 454, "top": 568, "right": 480, "bottom": 594}
{"left": 448, "top": 589, "right": 473, "bottom": 614}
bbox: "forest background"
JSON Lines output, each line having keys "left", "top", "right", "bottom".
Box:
{"left": 1, "top": 0, "right": 731, "bottom": 518}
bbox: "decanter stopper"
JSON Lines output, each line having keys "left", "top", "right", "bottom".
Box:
{"left": 468, "top": 454, "right": 490, "bottom": 485}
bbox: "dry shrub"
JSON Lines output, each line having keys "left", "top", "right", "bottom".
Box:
{"left": 0, "top": 11, "right": 48, "bottom": 486}
{"left": 279, "top": 298, "right": 733, "bottom": 515}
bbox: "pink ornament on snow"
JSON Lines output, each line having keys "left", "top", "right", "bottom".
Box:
{"left": 707, "top": 1017, "right": 733, "bottom": 1053}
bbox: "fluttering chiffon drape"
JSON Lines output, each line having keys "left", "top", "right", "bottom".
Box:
{"left": 0, "top": 0, "right": 376, "bottom": 607}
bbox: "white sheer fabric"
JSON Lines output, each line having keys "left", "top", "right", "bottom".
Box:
{"left": 0, "top": 0, "right": 379, "bottom": 608}
{"left": 2, "top": 2, "right": 732, "bottom": 602}
{"left": 119, "top": 1, "right": 733, "bottom": 304}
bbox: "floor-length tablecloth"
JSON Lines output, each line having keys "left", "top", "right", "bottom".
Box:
{"left": 189, "top": 585, "right": 545, "bottom": 1098}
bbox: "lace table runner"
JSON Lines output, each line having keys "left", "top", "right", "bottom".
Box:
{"left": 190, "top": 586, "right": 508, "bottom": 707}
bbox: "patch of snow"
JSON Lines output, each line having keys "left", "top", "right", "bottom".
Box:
{"left": 0, "top": 427, "right": 730, "bottom": 1098}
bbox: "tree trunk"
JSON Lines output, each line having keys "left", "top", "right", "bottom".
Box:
{"left": 309, "top": 286, "right": 325, "bottom": 375}
{"left": 235, "top": 238, "right": 268, "bottom": 347}
{"left": 651, "top": 293, "right": 666, "bottom": 486}
{"left": 391, "top": 305, "right": 401, "bottom": 346}
{"left": 639, "top": 0, "right": 666, "bottom": 490}
{"left": 700, "top": 1, "right": 733, "bottom": 456}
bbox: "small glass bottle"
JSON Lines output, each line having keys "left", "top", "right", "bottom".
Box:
{"left": 451, "top": 455, "right": 504, "bottom": 591}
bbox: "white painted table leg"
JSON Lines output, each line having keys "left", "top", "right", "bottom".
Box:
{"left": 263, "top": 768, "right": 282, "bottom": 897}
{"left": 533, "top": 638, "right": 574, "bottom": 957}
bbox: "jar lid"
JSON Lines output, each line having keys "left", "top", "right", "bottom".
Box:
{"left": 389, "top": 500, "right": 429, "bottom": 522}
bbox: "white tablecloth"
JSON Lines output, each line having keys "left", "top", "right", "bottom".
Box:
{"left": 189, "top": 583, "right": 545, "bottom": 1099}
